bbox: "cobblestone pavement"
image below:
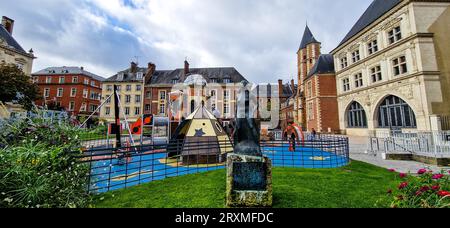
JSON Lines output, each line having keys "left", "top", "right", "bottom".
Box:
{"left": 348, "top": 136, "right": 450, "bottom": 173}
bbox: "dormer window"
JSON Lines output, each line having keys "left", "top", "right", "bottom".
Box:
{"left": 117, "top": 73, "right": 124, "bottom": 81}
{"left": 210, "top": 78, "right": 218, "bottom": 83}
{"left": 136, "top": 72, "right": 143, "bottom": 80}
{"left": 172, "top": 79, "right": 179, "bottom": 84}
{"left": 223, "top": 78, "right": 232, "bottom": 84}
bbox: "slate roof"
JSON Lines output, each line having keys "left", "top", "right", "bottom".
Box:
{"left": 147, "top": 67, "right": 247, "bottom": 85}
{"left": 337, "top": 0, "right": 403, "bottom": 47}
{"left": 306, "top": 54, "right": 335, "bottom": 79}
{"left": 299, "top": 25, "right": 319, "bottom": 50}
{"left": 33, "top": 67, "right": 106, "bottom": 82}
{"left": 0, "top": 24, "right": 30, "bottom": 56}
{"left": 256, "top": 83, "right": 295, "bottom": 98}
{"left": 104, "top": 67, "right": 147, "bottom": 83}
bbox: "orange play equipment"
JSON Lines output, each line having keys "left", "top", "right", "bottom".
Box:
{"left": 284, "top": 123, "right": 305, "bottom": 152}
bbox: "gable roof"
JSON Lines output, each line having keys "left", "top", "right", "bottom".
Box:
{"left": 0, "top": 24, "right": 30, "bottom": 56}
{"left": 306, "top": 54, "right": 335, "bottom": 79}
{"left": 299, "top": 25, "right": 320, "bottom": 50}
{"left": 337, "top": 0, "right": 403, "bottom": 48}
{"left": 32, "top": 66, "right": 105, "bottom": 81}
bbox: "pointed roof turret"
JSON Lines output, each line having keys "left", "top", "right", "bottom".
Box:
{"left": 298, "top": 25, "right": 320, "bottom": 50}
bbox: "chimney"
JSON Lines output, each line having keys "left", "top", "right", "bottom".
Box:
{"left": 184, "top": 60, "right": 190, "bottom": 75}
{"left": 146, "top": 62, "right": 156, "bottom": 83}
{"left": 80, "top": 66, "right": 84, "bottom": 71}
{"left": 2, "top": 16, "right": 14, "bottom": 35}
{"left": 291, "top": 79, "right": 295, "bottom": 93}
{"left": 130, "top": 62, "right": 138, "bottom": 74}
{"left": 278, "top": 80, "right": 283, "bottom": 98}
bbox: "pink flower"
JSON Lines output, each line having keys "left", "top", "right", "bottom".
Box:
{"left": 432, "top": 174, "right": 445, "bottom": 180}
{"left": 417, "top": 169, "right": 427, "bottom": 175}
{"left": 399, "top": 182, "right": 408, "bottom": 190}
{"left": 399, "top": 173, "right": 407, "bottom": 178}
{"left": 432, "top": 185, "right": 441, "bottom": 191}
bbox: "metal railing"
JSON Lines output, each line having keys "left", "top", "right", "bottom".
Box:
{"left": 75, "top": 136, "right": 350, "bottom": 193}
{"left": 368, "top": 131, "right": 450, "bottom": 157}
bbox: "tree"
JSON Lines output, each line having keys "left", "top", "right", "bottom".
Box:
{"left": 0, "top": 63, "right": 40, "bottom": 110}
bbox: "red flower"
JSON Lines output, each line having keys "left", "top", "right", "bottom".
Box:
{"left": 388, "top": 169, "right": 396, "bottom": 172}
{"left": 432, "top": 174, "right": 445, "bottom": 180}
{"left": 432, "top": 185, "right": 440, "bottom": 191}
{"left": 415, "top": 191, "right": 423, "bottom": 196}
{"left": 437, "top": 191, "right": 450, "bottom": 197}
{"left": 420, "top": 186, "right": 430, "bottom": 192}
{"left": 399, "top": 173, "right": 407, "bottom": 178}
{"left": 417, "top": 169, "right": 427, "bottom": 175}
{"left": 399, "top": 182, "right": 408, "bottom": 190}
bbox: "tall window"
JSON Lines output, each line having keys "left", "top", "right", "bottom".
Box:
{"left": 69, "top": 102, "right": 75, "bottom": 111}
{"left": 105, "top": 107, "right": 111, "bottom": 116}
{"left": 125, "top": 95, "right": 131, "bottom": 104}
{"left": 307, "top": 102, "right": 314, "bottom": 121}
{"left": 107, "top": 85, "right": 112, "bottom": 92}
{"left": 126, "top": 85, "right": 132, "bottom": 92}
{"left": 191, "top": 100, "right": 195, "bottom": 114}
{"left": 307, "top": 81, "right": 313, "bottom": 98}
{"left": 83, "top": 89, "right": 88, "bottom": 98}
{"left": 378, "top": 95, "right": 417, "bottom": 129}
{"left": 57, "top": 88, "right": 63, "bottom": 97}
{"left": 135, "top": 107, "right": 141, "bottom": 115}
{"left": 46, "top": 77, "right": 52, "bottom": 84}
{"left": 72, "top": 76, "right": 78, "bottom": 83}
{"left": 59, "top": 77, "right": 65, "bottom": 84}
{"left": 351, "top": 50, "right": 360, "bottom": 63}
{"left": 135, "top": 95, "right": 141, "bottom": 103}
{"left": 388, "top": 26, "right": 402, "bottom": 45}
{"left": 70, "top": 88, "right": 77, "bottom": 97}
{"left": 159, "top": 91, "right": 166, "bottom": 100}
{"left": 223, "top": 103, "right": 230, "bottom": 115}
{"left": 368, "top": 40, "right": 378, "bottom": 55}
{"left": 342, "top": 78, "right": 350, "bottom": 92}
{"left": 340, "top": 57, "right": 348, "bottom": 69}
{"left": 354, "top": 73, "right": 363, "bottom": 88}
{"left": 84, "top": 79, "right": 89, "bottom": 85}
{"left": 136, "top": 85, "right": 142, "bottom": 91}
{"left": 80, "top": 103, "right": 87, "bottom": 112}
{"left": 393, "top": 56, "right": 407, "bottom": 76}
{"left": 347, "top": 102, "right": 367, "bottom": 128}
{"left": 145, "top": 104, "right": 151, "bottom": 112}
{"left": 44, "top": 88, "right": 50, "bottom": 98}
{"left": 125, "top": 107, "right": 130, "bottom": 115}
{"left": 371, "top": 66, "right": 382, "bottom": 83}
{"left": 223, "top": 78, "right": 232, "bottom": 84}
{"left": 159, "top": 104, "right": 165, "bottom": 115}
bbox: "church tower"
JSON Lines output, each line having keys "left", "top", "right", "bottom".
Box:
{"left": 296, "top": 25, "right": 321, "bottom": 128}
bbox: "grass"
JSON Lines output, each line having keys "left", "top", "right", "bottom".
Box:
{"left": 93, "top": 160, "right": 398, "bottom": 208}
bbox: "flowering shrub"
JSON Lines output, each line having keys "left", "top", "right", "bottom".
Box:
{"left": 0, "top": 115, "right": 91, "bottom": 208}
{"left": 387, "top": 168, "right": 450, "bottom": 208}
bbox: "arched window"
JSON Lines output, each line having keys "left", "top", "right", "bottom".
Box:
{"left": 347, "top": 102, "right": 367, "bottom": 128}
{"left": 378, "top": 95, "right": 416, "bottom": 129}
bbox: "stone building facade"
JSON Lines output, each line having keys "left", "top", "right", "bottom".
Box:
{"left": 100, "top": 62, "right": 145, "bottom": 123}
{"left": 0, "top": 16, "right": 35, "bottom": 75}
{"left": 331, "top": 0, "right": 450, "bottom": 136}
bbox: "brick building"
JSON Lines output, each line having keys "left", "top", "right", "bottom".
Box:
{"left": 33, "top": 67, "right": 105, "bottom": 118}
{"left": 296, "top": 25, "right": 321, "bottom": 129}
{"left": 279, "top": 79, "right": 297, "bottom": 131}
{"left": 304, "top": 54, "right": 339, "bottom": 133}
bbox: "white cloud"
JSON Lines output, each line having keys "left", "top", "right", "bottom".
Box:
{"left": 1, "top": 0, "right": 373, "bottom": 82}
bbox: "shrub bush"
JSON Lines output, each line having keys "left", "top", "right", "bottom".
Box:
{"left": 386, "top": 168, "right": 450, "bottom": 208}
{"left": 0, "top": 115, "right": 91, "bottom": 208}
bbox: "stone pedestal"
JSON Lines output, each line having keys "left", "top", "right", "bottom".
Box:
{"left": 226, "top": 153, "right": 273, "bottom": 208}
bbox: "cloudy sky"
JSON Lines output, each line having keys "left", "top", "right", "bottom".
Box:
{"left": 2, "top": 0, "right": 372, "bottom": 83}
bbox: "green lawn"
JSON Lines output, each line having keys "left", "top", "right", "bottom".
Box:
{"left": 93, "top": 160, "right": 398, "bottom": 208}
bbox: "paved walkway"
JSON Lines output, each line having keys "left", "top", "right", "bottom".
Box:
{"left": 348, "top": 136, "right": 449, "bottom": 173}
